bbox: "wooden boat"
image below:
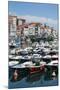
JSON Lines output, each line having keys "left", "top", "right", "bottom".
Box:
{"left": 28, "top": 61, "right": 46, "bottom": 74}
{"left": 28, "top": 65, "right": 45, "bottom": 74}
{"left": 46, "top": 60, "right": 58, "bottom": 67}
{"left": 9, "top": 55, "right": 22, "bottom": 61}
{"left": 9, "top": 61, "right": 19, "bottom": 67}
{"left": 9, "top": 41, "right": 17, "bottom": 49}
{"left": 42, "top": 55, "right": 51, "bottom": 63}
{"left": 51, "top": 55, "right": 58, "bottom": 60}
{"left": 12, "top": 61, "right": 46, "bottom": 74}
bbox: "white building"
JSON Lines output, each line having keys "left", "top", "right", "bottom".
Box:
{"left": 24, "top": 27, "right": 29, "bottom": 36}
{"left": 8, "top": 15, "right": 17, "bottom": 38}
{"left": 17, "top": 18, "right": 25, "bottom": 25}
{"left": 28, "top": 25, "right": 35, "bottom": 35}
{"left": 47, "top": 28, "right": 51, "bottom": 35}
{"left": 52, "top": 30, "right": 57, "bottom": 38}
{"left": 38, "top": 26, "right": 41, "bottom": 35}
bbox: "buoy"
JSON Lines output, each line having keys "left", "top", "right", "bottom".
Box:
{"left": 13, "top": 70, "right": 18, "bottom": 80}
{"left": 40, "top": 65, "right": 44, "bottom": 71}
{"left": 44, "top": 68, "right": 47, "bottom": 72}
{"left": 52, "top": 71, "right": 56, "bottom": 77}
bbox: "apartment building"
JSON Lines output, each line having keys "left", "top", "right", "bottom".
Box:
{"left": 16, "top": 18, "right": 26, "bottom": 36}
{"left": 8, "top": 15, "right": 17, "bottom": 38}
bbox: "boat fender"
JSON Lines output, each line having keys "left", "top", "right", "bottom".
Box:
{"left": 13, "top": 70, "right": 18, "bottom": 80}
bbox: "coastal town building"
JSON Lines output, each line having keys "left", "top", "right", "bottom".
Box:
{"left": 8, "top": 15, "right": 57, "bottom": 39}
{"left": 17, "top": 18, "right": 26, "bottom": 25}
{"left": 24, "top": 27, "right": 29, "bottom": 36}
{"left": 16, "top": 18, "right": 26, "bottom": 36}
{"left": 8, "top": 15, "right": 17, "bottom": 39}
{"left": 28, "top": 25, "right": 35, "bottom": 36}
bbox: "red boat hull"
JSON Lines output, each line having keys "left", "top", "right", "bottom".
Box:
{"left": 29, "top": 65, "right": 45, "bottom": 74}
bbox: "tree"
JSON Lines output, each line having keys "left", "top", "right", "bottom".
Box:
{"left": 47, "top": 34, "right": 54, "bottom": 41}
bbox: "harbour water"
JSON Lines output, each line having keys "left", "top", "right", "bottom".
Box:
{"left": 8, "top": 38, "right": 58, "bottom": 89}
{"left": 9, "top": 67, "right": 58, "bottom": 89}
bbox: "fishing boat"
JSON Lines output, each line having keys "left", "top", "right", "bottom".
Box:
{"left": 32, "top": 54, "right": 42, "bottom": 59}
{"left": 33, "top": 47, "right": 41, "bottom": 54}
{"left": 32, "top": 54, "right": 42, "bottom": 63}
{"left": 9, "top": 54, "right": 14, "bottom": 59}
{"left": 29, "top": 60, "right": 46, "bottom": 74}
{"left": 9, "top": 40, "right": 17, "bottom": 49}
{"left": 25, "top": 47, "right": 33, "bottom": 54}
{"left": 9, "top": 49, "right": 16, "bottom": 55}
{"left": 23, "top": 55, "right": 32, "bottom": 60}
{"left": 42, "top": 55, "right": 51, "bottom": 63}
{"left": 20, "top": 55, "right": 32, "bottom": 63}
{"left": 11, "top": 61, "right": 34, "bottom": 68}
{"left": 49, "top": 49, "right": 58, "bottom": 55}
{"left": 51, "top": 55, "right": 58, "bottom": 60}
{"left": 44, "top": 41, "right": 50, "bottom": 48}
{"left": 12, "top": 61, "right": 46, "bottom": 74}
{"left": 47, "top": 60, "right": 58, "bottom": 67}
{"left": 45, "top": 60, "right": 58, "bottom": 73}
{"left": 9, "top": 55, "right": 22, "bottom": 61}
{"left": 9, "top": 61, "right": 19, "bottom": 67}
{"left": 18, "top": 49, "right": 28, "bottom": 55}
{"left": 42, "top": 48, "right": 50, "bottom": 54}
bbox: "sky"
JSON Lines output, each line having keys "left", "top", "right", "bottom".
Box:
{"left": 8, "top": 1, "right": 58, "bottom": 30}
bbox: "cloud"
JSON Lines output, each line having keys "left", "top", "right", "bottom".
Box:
{"left": 18, "top": 15, "right": 58, "bottom": 30}
{"left": 18, "top": 15, "right": 47, "bottom": 23}
{"left": 9, "top": 12, "right": 58, "bottom": 30}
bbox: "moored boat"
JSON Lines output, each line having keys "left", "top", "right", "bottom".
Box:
{"left": 46, "top": 60, "right": 58, "bottom": 67}
{"left": 9, "top": 55, "right": 22, "bottom": 61}
{"left": 42, "top": 55, "right": 51, "bottom": 63}
{"left": 9, "top": 61, "right": 19, "bottom": 67}
{"left": 11, "top": 61, "right": 46, "bottom": 74}
{"left": 51, "top": 55, "right": 58, "bottom": 60}
{"left": 9, "top": 40, "right": 17, "bottom": 49}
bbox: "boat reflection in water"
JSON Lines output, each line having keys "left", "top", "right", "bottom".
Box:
{"left": 9, "top": 68, "right": 29, "bottom": 82}
{"left": 26, "top": 68, "right": 58, "bottom": 83}
{"left": 26, "top": 72, "right": 44, "bottom": 83}
{"left": 9, "top": 66, "right": 58, "bottom": 89}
